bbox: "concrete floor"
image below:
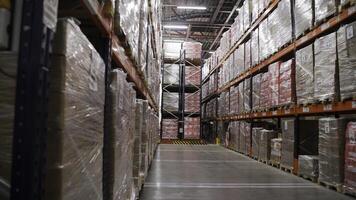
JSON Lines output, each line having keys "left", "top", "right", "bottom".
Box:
{"left": 140, "top": 144, "right": 354, "bottom": 200}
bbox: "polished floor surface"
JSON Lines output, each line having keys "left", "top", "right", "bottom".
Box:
{"left": 140, "top": 144, "right": 354, "bottom": 200}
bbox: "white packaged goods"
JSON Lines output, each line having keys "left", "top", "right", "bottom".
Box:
{"left": 244, "top": 78, "right": 251, "bottom": 112}
{"left": 239, "top": 82, "right": 245, "bottom": 113}
{"left": 162, "top": 119, "right": 178, "bottom": 139}
{"left": 314, "top": 0, "right": 337, "bottom": 24}
{"left": 231, "top": 18, "right": 240, "bottom": 45}
{"left": 341, "top": 0, "right": 356, "bottom": 6}
{"left": 294, "top": 0, "right": 313, "bottom": 38}
{"left": 259, "top": 130, "right": 278, "bottom": 161}
{"left": 268, "top": 9, "right": 279, "bottom": 54}
{"left": 46, "top": 19, "right": 105, "bottom": 199}
{"left": 0, "top": 52, "right": 17, "bottom": 197}
{"left": 259, "top": 19, "right": 270, "bottom": 60}
{"left": 163, "top": 93, "right": 179, "bottom": 111}
{"left": 260, "top": 72, "right": 271, "bottom": 109}
{"left": 279, "top": 59, "right": 294, "bottom": 106}
{"left": 276, "top": 0, "right": 292, "bottom": 48}
{"left": 245, "top": 39, "right": 251, "bottom": 70}
{"left": 234, "top": 45, "right": 245, "bottom": 77}
{"left": 184, "top": 117, "right": 200, "bottom": 139}
{"left": 0, "top": 8, "right": 10, "bottom": 49}
{"left": 183, "top": 42, "right": 202, "bottom": 61}
{"left": 221, "top": 30, "right": 231, "bottom": 55}
{"left": 163, "top": 42, "right": 181, "bottom": 60}
{"left": 228, "top": 121, "right": 240, "bottom": 151}
{"left": 314, "top": 32, "right": 337, "bottom": 101}
{"left": 163, "top": 64, "right": 179, "bottom": 85}
{"left": 251, "top": 29, "right": 259, "bottom": 67}
{"left": 252, "top": 74, "right": 262, "bottom": 110}
{"left": 230, "top": 86, "right": 239, "bottom": 114}
{"left": 298, "top": 155, "right": 319, "bottom": 179}
{"left": 252, "top": 0, "right": 259, "bottom": 22}
{"left": 269, "top": 62, "right": 280, "bottom": 107}
{"left": 243, "top": 0, "right": 252, "bottom": 31}
{"left": 337, "top": 21, "right": 356, "bottom": 101}
{"left": 296, "top": 44, "right": 314, "bottom": 105}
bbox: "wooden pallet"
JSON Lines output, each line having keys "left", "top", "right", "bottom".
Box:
{"left": 298, "top": 174, "right": 318, "bottom": 183}
{"left": 318, "top": 180, "right": 344, "bottom": 193}
{"left": 259, "top": 159, "right": 269, "bottom": 164}
{"left": 251, "top": 156, "right": 258, "bottom": 160}
{"left": 343, "top": 187, "right": 356, "bottom": 198}
{"left": 280, "top": 165, "right": 293, "bottom": 174}
{"left": 269, "top": 160, "right": 280, "bottom": 168}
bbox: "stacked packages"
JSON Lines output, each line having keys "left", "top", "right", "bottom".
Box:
{"left": 344, "top": 121, "right": 356, "bottom": 194}
{"left": 296, "top": 44, "right": 314, "bottom": 105}
{"left": 185, "top": 92, "right": 200, "bottom": 113}
{"left": 184, "top": 117, "right": 200, "bottom": 139}
{"left": 162, "top": 119, "right": 178, "bottom": 139}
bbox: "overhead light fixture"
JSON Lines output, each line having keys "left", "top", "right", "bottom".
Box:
{"left": 163, "top": 25, "right": 188, "bottom": 29}
{"left": 177, "top": 6, "right": 207, "bottom": 10}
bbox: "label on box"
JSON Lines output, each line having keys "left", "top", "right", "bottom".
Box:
{"left": 347, "top": 26, "right": 354, "bottom": 40}
{"left": 303, "top": 107, "right": 309, "bottom": 113}
{"left": 43, "top": 0, "right": 58, "bottom": 30}
{"left": 179, "top": 128, "right": 183, "bottom": 133}
{"left": 323, "top": 104, "right": 333, "bottom": 111}
{"left": 325, "top": 123, "right": 330, "bottom": 133}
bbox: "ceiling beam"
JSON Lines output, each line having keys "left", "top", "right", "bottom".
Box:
{"left": 163, "top": 21, "right": 231, "bottom": 27}
{"left": 186, "top": 24, "right": 192, "bottom": 40}
{"left": 210, "top": 0, "right": 225, "bottom": 23}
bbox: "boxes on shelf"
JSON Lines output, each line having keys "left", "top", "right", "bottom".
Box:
{"left": 184, "top": 117, "right": 200, "bottom": 139}
{"left": 314, "top": 0, "right": 337, "bottom": 24}
{"left": 162, "top": 119, "right": 178, "bottom": 139}
{"left": 242, "top": 0, "right": 252, "bottom": 31}
{"left": 341, "top": 0, "right": 356, "bottom": 7}
{"left": 238, "top": 82, "right": 245, "bottom": 113}
{"left": 298, "top": 155, "right": 319, "bottom": 179}
{"left": 163, "top": 64, "right": 179, "bottom": 85}
{"left": 185, "top": 92, "right": 200, "bottom": 113}
{"left": 296, "top": 44, "right": 314, "bottom": 105}
{"left": 294, "top": 0, "right": 313, "bottom": 38}
{"left": 337, "top": 21, "right": 356, "bottom": 101}
{"left": 281, "top": 118, "right": 295, "bottom": 168}
{"left": 259, "top": 18, "right": 269, "bottom": 61}
{"left": 244, "top": 78, "right": 251, "bottom": 112}
{"left": 252, "top": 74, "right": 262, "bottom": 111}
{"left": 163, "top": 42, "right": 181, "bottom": 60}
{"left": 230, "top": 86, "right": 239, "bottom": 114}
{"left": 269, "top": 62, "right": 280, "bottom": 107}
{"left": 259, "top": 130, "right": 278, "bottom": 161}
{"left": 260, "top": 72, "right": 271, "bottom": 109}
{"left": 185, "top": 65, "right": 201, "bottom": 86}
{"left": 270, "top": 138, "right": 282, "bottom": 164}
{"left": 234, "top": 45, "right": 244, "bottom": 77}
{"left": 245, "top": 39, "right": 251, "bottom": 70}
{"left": 314, "top": 32, "right": 337, "bottom": 102}
{"left": 0, "top": 52, "right": 17, "bottom": 197}
{"left": 183, "top": 42, "right": 202, "bottom": 62}
{"left": 229, "top": 121, "right": 240, "bottom": 151}
{"left": 163, "top": 92, "right": 179, "bottom": 111}
{"left": 319, "top": 117, "right": 348, "bottom": 185}
{"left": 133, "top": 100, "right": 143, "bottom": 194}
{"left": 251, "top": 29, "right": 259, "bottom": 67}
{"left": 252, "top": 128, "right": 263, "bottom": 158}
{"left": 344, "top": 121, "right": 356, "bottom": 194}
{"left": 140, "top": 101, "right": 149, "bottom": 182}
{"left": 276, "top": 0, "right": 293, "bottom": 48}
{"left": 239, "top": 122, "right": 247, "bottom": 154}
{"left": 46, "top": 19, "right": 105, "bottom": 199}
{"left": 251, "top": 0, "right": 259, "bottom": 22}
{"left": 279, "top": 59, "right": 295, "bottom": 106}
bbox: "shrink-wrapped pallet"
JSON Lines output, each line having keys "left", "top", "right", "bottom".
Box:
{"left": 238, "top": 82, "right": 244, "bottom": 113}
{"left": 245, "top": 122, "right": 252, "bottom": 155}
{"left": 133, "top": 100, "right": 143, "bottom": 194}
{"left": 252, "top": 74, "right": 262, "bottom": 110}
{"left": 202, "top": 82, "right": 209, "bottom": 99}
{"left": 252, "top": 128, "right": 263, "bottom": 158}
{"left": 279, "top": 59, "right": 295, "bottom": 106}
{"left": 281, "top": 118, "right": 295, "bottom": 169}
{"left": 229, "top": 121, "right": 240, "bottom": 151}
{"left": 221, "top": 30, "right": 231, "bottom": 55}
{"left": 163, "top": 42, "right": 181, "bottom": 60}
{"left": 230, "top": 86, "right": 239, "bottom": 115}
{"left": 162, "top": 119, "right": 178, "bottom": 139}
{"left": 268, "top": 9, "right": 279, "bottom": 54}
{"left": 140, "top": 101, "right": 149, "bottom": 183}
{"left": 234, "top": 45, "right": 245, "bottom": 76}
{"left": 46, "top": 19, "right": 105, "bottom": 199}
{"left": 239, "top": 122, "right": 247, "bottom": 154}
{"left": 0, "top": 52, "right": 16, "bottom": 198}
{"left": 252, "top": 0, "right": 259, "bottom": 22}
{"left": 163, "top": 64, "right": 179, "bottom": 85}
{"left": 341, "top": 0, "right": 356, "bottom": 6}
{"left": 244, "top": 78, "right": 251, "bottom": 112}
{"left": 230, "top": 18, "right": 240, "bottom": 45}
{"left": 163, "top": 92, "right": 179, "bottom": 111}
{"left": 298, "top": 155, "right": 319, "bottom": 179}
{"left": 315, "top": 0, "right": 337, "bottom": 24}
{"left": 319, "top": 117, "right": 347, "bottom": 185}
{"left": 269, "top": 62, "right": 280, "bottom": 107}
{"left": 271, "top": 138, "right": 282, "bottom": 164}
{"left": 276, "top": 0, "right": 292, "bottom": 48}
{"left": 184, "top": 117, "right": 200, "bottom": 139}
{"left": 296, "top": 44, "right": 314, "bottom": 105}
{"left": 251, "top": 29, "right": 259, "bottom": 67}
{"left": 344, "top": 121, "right": 356, "bottom": 194}
{"left": 337, "top": 22, "right": 356, "bottom": 101}
{"left": 185, "top": 92, "right": 200, "bottom": 113}
{"left": 183, "top": 42, "right": 202, "bottom": 62}
{"left": 259, "top": 19, "right": 270, "bottom": 60}
{"left": 243, "top": 0, "right": 252, "bottom": 31}
{"left": 245, "top": 39, "right": 251, "bottom": 70}
{"left": 260, "top": 72, "right": 271, "bottom": 109}
{"left": 185, "top": 65, "right": 201, "bottom": 86}
{"left": 314, "top": 32, "right": 337, "bottom": 102}
{"left": 294, "top": 0, "right": 313, "bottom": 38}
{"left": 259, "top": 130, "right": 278, "bottom": 161}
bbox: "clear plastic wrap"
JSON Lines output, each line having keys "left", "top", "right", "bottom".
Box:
{"left": 239, "top": 122, "right": 247, "bottom": 154}
{"left": 245, "top": 122, "right": 252, "bottom": 155}
{"left": 341, "top": 0, "right": 356, "bottom": 6}
{"left": 234, "top": 45, "right": 245, "bottom": 77}
{"left": 314, "top": 32, "right": 337, "bottom": 101}
{"left": 281, "top": 118, "right": 295, "bottom": 168}
{"left": 163, "top": 92, "right": 179, "bottom": 111}
{"left": 185, "top": 65, "right": 201, "bottom": 86}
{"left": 252, "top": 74, "right": 262, "bottom": 110}
{"left": 298, "top": 155, "right": 319, "bottom": 178}
{"left": 244, "top": 78, "right": 251, "bottom": 112}
{"left": 185, "top": 92, "right": 200, "bottom": 113}
{"left": 163, "top": 64, "right": 179, "bottom": 85}
{"left": 260, "top": 72, "right": 271, "bottom": 109}
{"left": 221, "top": 29, "right": 231, "bottom": 55}
{"left": 133, "top": 100, "right": 143, "bottom": 193}
{"left": 269, "top": 62, "right": 280, "bottom": 107}
{"left": 183, "top": 42, "right": 202, "bottom": 62}
{"left": 218, "top": 91, "right": 230, "bottom": 117}
{"left": 238, "top": 82, "right": 245, "bottom": 113}
{"left": 162, "top": 119, "right": 178, "bottom": 139}
{"left": 251, "top": 28, "right": 259, "bottom": 67}
{"left": 140, "top": 101, "right": 149, "bottom": 180}
{"left": 319, "top": 117, "right": 347, "bottom": 185}
{"left": 268, "top": 8, "right": 279, "bottom": 54}
{"left": 0, "top": 52, "right": 17, "bottom": 197}
{"left": 279, "top": 59, "right": 295, "bottom": 106}
{"left": 46, "top": 19, "right": 105, "bottom": 199}
{"left": 314, "top": 0, "right": 337, "bottom": 24}
{"left": 252, "top": 128, "right": 263, "bottom": 158}
{"left": 294, "top": 0, "right": 313, "bottom": 38}
{"left": 138, "top": 0, "right": 148, "bottom": 72}
{"left": 344, "top": 121, "right": 356, "bottom": 194}
{"left": 270, "top": 138, "right": 282, "bottom": 164}
{"left": 230, "top": 86, "right": 239, "bottom": 115}
{"left": 230, "top": 18, "right": 240, "bottom": 45}
{"left": 259, "top": 130, "right": 278, "bottom": 161}
{"left": 251, "top": 0, "right": 259, "bottom": 23}
{"left": 296, "top": 44, "right": 314, "bottom": 105}
{"left": 242, "top": 0, "right": 252, "bottom": 32}
{"left": 259, "top": 19, "right": 270, "bottom": 61}
{"left": 163, "top": 42, "right": 181, "bottom": 60}
{"left": 184, "top": 117, "right": 200, "bottom": 139}
{"left": 337, "top": 21, "right": 356, "bottom": 101}
{"left": 245, "top": 39, "right": 251, "bottom": 70}
{"left": 229, "top": 121, "right": 240, "bottom": 151}
{"left": 276, "top": 0, "right": 292, "bottom": 48}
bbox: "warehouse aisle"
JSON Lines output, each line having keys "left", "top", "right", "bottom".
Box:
{"left": 140, "top": 144, "right": 353, "bottom": 200}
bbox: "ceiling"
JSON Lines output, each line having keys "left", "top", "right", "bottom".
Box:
{"left": 162, "top": 0, "right": 242, "bottom": 57}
